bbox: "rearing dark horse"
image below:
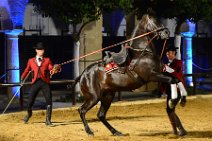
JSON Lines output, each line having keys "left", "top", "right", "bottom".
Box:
{"left": 72, "top": 14, "right": 175, "bottom": 136}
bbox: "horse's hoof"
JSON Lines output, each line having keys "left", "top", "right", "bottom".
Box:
{"left": 172, "top": 130, "right": 178, "bottom": 135}
{"left": 46, "top": 123, "right": 55, "bottom": 127}
{"left": 178, "top": 130, "right": 187, "bottom": 136}
{"left": 86, "top": 131, "right": 94, "bottom": 137}
{"left": 87, "top": 133, "right": 94, "bottom": 137}
{"left": 23, "top": 116, "right": 30, "bottom": 124}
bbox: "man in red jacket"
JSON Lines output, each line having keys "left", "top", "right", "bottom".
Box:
{"left": 160, "top": 45, "right": 187, "bottom": 136}
{"left": 164, "top": 46, "right": 187, "bottom": 108}
{"left": 21, "top": 42, "right": 60, "bottom": 126}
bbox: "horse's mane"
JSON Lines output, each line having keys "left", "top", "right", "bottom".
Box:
{"left": 130, "top": 14, "right": 159, "bottom": 46}
{"left": 131, "top": 14, "right": 159, "bottom": 38}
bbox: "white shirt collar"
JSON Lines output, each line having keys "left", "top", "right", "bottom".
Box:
{"left": 36, "top": 56, "right": 43, "bottom": 61}
{"left": 168, "top": 59, "right": 173, "bottom": 63}
{"left": 36, "top": 56, "right": 43, "bottom": 66}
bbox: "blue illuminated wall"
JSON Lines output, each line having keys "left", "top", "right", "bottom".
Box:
{"left": 8, "top": 0, "right": 28, "bottom": 28}
{"left": 0, "top": 0, "right": 28, "bottom": 29}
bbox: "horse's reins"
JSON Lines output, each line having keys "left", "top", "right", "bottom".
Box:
{"left": 160, "top": 39, "right": 167, "bottom": 59}
{"left": 128, "top": 34, "right": 159, "bottom": 71}
{"left": 58, "top": 27, "right": 166, "bottom": 67}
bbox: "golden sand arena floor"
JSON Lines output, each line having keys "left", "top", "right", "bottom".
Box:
{"left": 0, "top": 94, "right": 212, "bottom": 141}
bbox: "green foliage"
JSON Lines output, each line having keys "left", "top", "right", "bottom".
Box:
{"left": 133, "top": 0, "right": 212, "bottom": 23}
{"left": 31, "top": 0, "right": 132, "bottom": 25}
{"left": 31, "top": 0, "right": 98, "bottom": 24}
{"left": 31, "top": 0, "right": 212, "bottom": 24}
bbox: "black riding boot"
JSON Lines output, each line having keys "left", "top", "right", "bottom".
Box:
{"left": 46, "top": 105, "right": 54, "bottom": 127}
{"left": 23, "top": 109, "right": 32, "bottom": 124}
{"left": 168, "top": 112, "right": 178, "bottom": 135}
{"left": 174, "top": 113, "right": 187, "bottom": 136}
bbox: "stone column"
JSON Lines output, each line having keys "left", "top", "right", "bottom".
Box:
{"left": 5, "top": 29, "right": 22, "bottom": 101}
{"left": 181, "top": 21, "right": 196, "bottom": 86}
{"left": 181, "top": 32, "right": 195, "bottom": 86}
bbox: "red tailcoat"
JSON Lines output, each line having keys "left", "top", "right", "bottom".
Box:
{"left": 160, "top": 58, "right": 184, "bottom": 94}
{"left": 168, "top": 58, "right": 184, "bottom": 83}
{"left": 21, "top": 57, "right": 53, "bottom": 84}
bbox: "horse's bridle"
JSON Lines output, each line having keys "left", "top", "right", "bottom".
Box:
{"left": 128, "top": 27, "right": 169, "bottom": 71}
{"left": 127, "top": 28, "right": 169, "bottom": 84}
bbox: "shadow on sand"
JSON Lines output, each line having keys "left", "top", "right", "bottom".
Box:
{"left": 138, "top": 130, "right": 212, "bottom": 139}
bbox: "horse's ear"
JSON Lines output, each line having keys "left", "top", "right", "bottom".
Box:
{"left": 147, "top": 8, "right": 156, "bottom": 17}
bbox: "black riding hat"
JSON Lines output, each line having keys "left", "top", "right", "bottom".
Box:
{"left": 33, "top": 42, "right": 45, "bottom": 50}
{"left": 165, "top": 45, "right": 178, "bottom": 52}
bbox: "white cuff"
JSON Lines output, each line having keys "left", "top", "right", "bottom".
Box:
{"left": 165, "top": 66, "right": 174, "bottom": 73}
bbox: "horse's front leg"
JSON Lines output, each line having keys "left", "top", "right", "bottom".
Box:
{"left": 97, "top": 92, "right": 124, "bottom": 136}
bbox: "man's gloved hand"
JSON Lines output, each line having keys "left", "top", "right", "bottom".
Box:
{"left": 50, "top": 64, "right": 62, "bottom": 78}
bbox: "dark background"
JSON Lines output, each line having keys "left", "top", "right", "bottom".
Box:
{"left": 192, "top": 38, "right": 212, "bottom": 73}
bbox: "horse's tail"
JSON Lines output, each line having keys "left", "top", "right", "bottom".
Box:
{"left": 69, "top": 70, "right": 85, "bottom": 91}
{"left": 70, "top": 74, "right": 82, "bottom": 90}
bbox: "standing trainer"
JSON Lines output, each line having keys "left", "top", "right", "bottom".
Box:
{"left": 21, "top": 42, "right": 61, "bottom": 126}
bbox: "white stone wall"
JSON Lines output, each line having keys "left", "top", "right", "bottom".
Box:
{"left": 23, "top": 3, "right": 59, "bottom": 35}
{"left": 161, "top": 18, "right": 212, "bottom": 37}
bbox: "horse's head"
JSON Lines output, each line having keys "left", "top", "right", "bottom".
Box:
{"left": 130, "top": 14, "right": 169, "bottom": 50}
{"left": 139, "top": 14, "right": 169, "bottom": 39}
{"left": 156, "top": 27, "right": 170, "bottom": 40}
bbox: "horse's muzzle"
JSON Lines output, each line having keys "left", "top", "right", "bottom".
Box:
{"left": 158, "top": 28, "right": 170, "bottom": 39}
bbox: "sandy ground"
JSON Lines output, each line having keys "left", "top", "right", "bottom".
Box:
{"left": 0, "top": 95, "right": 212, "bottom": 141}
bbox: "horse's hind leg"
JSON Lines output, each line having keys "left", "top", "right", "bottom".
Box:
{"left": 78, "top": 92, "right": 99, "bottom": 136}
{"left": 97, "top": 92, "right": 123, "bottom": 136}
